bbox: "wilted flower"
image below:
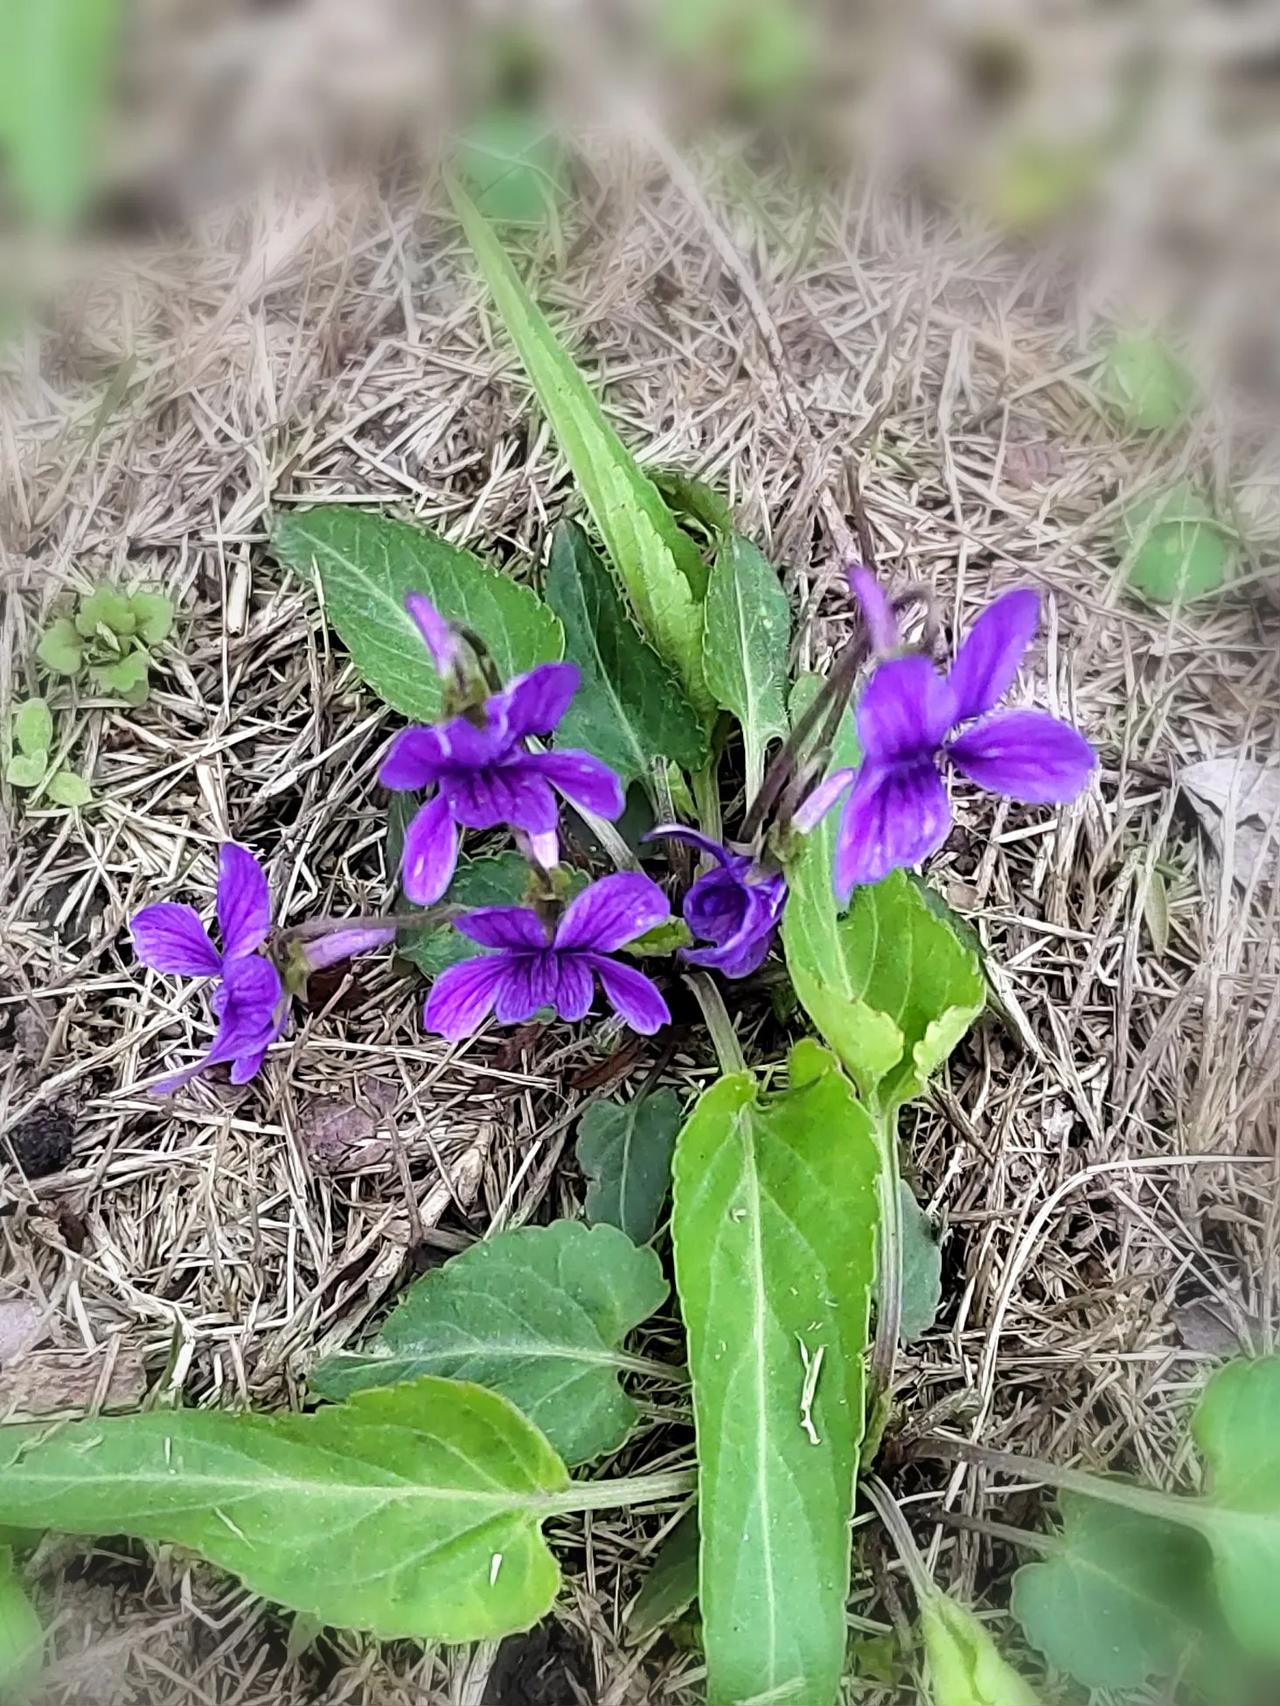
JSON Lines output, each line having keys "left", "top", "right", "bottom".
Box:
{"left": 797, "top": 587, "right": 1096, "bottom": 898}
{"left": 381, "top": 656, "right": 625, "bottom": 907}
{"left": 649, "top": 826, "right": 786, "bottom": 979}
{"left": 424, "top": 872, "right": 670, "bottom": 1039}
{"left": 130, "top": 845, "right": 393, "bottom": 1092}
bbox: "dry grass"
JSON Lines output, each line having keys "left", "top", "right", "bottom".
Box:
{"left": 2, "top": 119, "right": 1279, "bottom": 1706}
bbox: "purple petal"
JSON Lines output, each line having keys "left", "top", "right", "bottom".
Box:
{"left": 849, "top": 565, "right": 899, "bottom": 655}
{"left": 151, "top": 958, "right": 285, "bottom": 1096}
{"left": 454, "top": 906, "right": 548, "bottom": 949}
{"left": 130, "top": 903, "right": 222, "bottom": 976}
{"left": 793, "top": 767, "right": 858, "bottom": 833}
{"left": 587, "top": 956, "right": 670, "bottom": 1035}
{"left": 229, "top": 1045, "right": 271, "bottom": 1084}
{"left": 216, "top": 844, "right": 272, "bottom": 959}
{"left": 948, "top": 588, "right": 1039, "bottom": 722}
{"left": 442, "top": 765, "right": 557, "bottom": 834}
{"left": 834, "top": 760, "right": 951, "bottom": 898}
{"left": 490, "top": 663, "right": 580, "bottom": 740}
{"left": 857, "top": 655, "right": 957, "bottom": 764}
{"left": 423, "top": 955, "right": 511, "bottom": 1039}
{"left": 402, "top": 794, "right": 460, "bottom": 906}
{"left": 947, "top": 709, "right": 1096, "bottom": 803}
{"left": 526, "top": 750, "right": 625, "bottom": 820}
{"left": 517, "top": 828, "right": 560, "bottom": 870}
{"left": 549, "top": 955, "right": 593, "bottom": 1022}
{"left": 683, "top": 867, "right": 750, "bottom": 945}
{"left": 554, "top": 872, "right": 670, "bottom": 953}
{"left": 405, "top": 593, "right": 458, "bottom": 676}
{"left": 300, "top": 925, "right": 397, "bottom": 972}
{"left": 492, "top": 953, "right": 555, "bottom": 1023}
{"left": 646, "top": 824, "right": 734, "bottom": 865}
{"left": 685, "top": 927, "right": 774, "bottom": 979}
{"left": 380, "top": 727, "right": 449, "bottom": 791}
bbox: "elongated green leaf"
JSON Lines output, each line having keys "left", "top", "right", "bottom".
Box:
{"left": 672, "top": 1040, "right": 880, "bottom": 1706}
{"left": 0, "top": 0, "right": 121, "bottom": 228}
{"left": 0, "top": 1548, "right": 41, "bottom": 1689}
{"left": 546, "top": 521, "right": 707, "bottom": 782}
{"left": 628, "top": 1507, "right": 700, "bottom": 1638}
{"left": 576, "top": 1088, "right": 681, "bottom": 1245}
{"left": 1011, "top": 1494, "right": 1203, "bottom": 1689}
{"left": 452, "top": 186, "right": 710, "bottom": 705}
{"left": 311, "top": 1222, "right": 668, "bottom": 1465}
{"left": 273, "top": 508, "right": 563, "bottom": 720}
{"left": 784, "top": 862, "right": 985, "bottom": 1111}
{"left": 0, "top": 1378, "right": 568, "bottom": 1641}
{"left": 1190, "top": 1356, "right": 1280, "bottom": 1659}
{"left": 899, "top": 1182, "right": 942, "bottom": 1343}
{"left": 702, "top": 535, "right": 790, "bottom": 795}
{"left": 920, "top": 1594, "right": 1042, "bottom": 1706}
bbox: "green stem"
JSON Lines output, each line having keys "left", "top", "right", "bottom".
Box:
{"left": 917, "top": 1437, "right": 1207, "bottom": 1533}
{"left": 684, "top": 971, "right": 746, "bottom": 1076}
{"left": 868, "top": 1106, "right": 903, "bottom": 1399}
{"left": 542, "top": 1468, "right": 696, "bottom": 1515}
{"left": 692, "top": 757, "right": 722, "bottom": 845}
{"left": 613, "top": 1350, "right": 690, "bottom": 1384}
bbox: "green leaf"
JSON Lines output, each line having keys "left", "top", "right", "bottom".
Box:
{"left": 1101, "top": 335, "right": 1195, "bottom": 432}
{"left": 45, "top": 769, "right": 92, "bottom": 809}
{"left": 75, "top": 585, "right": 135, "bottom": 637}
{"left": 1116, "top": 484, "right": 1234, "bottom": 604}
{"left": 576, "top": 1089, "right": 682, "bottom": 1246}
{"left": 457, "top": 109, "right": 567, "bottom": 227}
{"left": 0, "top": 1547, "right": 41, "bottom": 1690}
{"left": 36, "top": 616, "right": 83, "bottom": 675}
{"left": 0, "top": 1377, "right": 568, "bottom": 1642}
{"left": 0, "top": 0, "right": 122, "bottom": 228}
{"left": 899, "top": 1182, "right": 942, "bottom": 1342}
{"left": 310, "top": 1222, "right": 668, "bottom": 1466}
{"left": 701, "top": 534, "right": 790, "bottom": 796}
{"left": 5, "top": 753, "right": 46, "bottom": 790}
{"left": 545, "top": 521, "right": 708, "bottom": 783}
{"left": 1010, "top": 1494, "right": 1203, "bottom": 1689}
{"left": 452, "top": 185, "right": 711, "bottom": 707}
{"left": 129, "top": 590, "right": 174, "bottom": 645}
{"left": 273, "top": 507, "right": 563, "bottom": 721}
{"left": 89, "top": 648, "right": 150, "bottom": 700}
{"left": 623, "top": 917, "right": 693, "bottom": 957}
{"left": 627, "top": 1507, "right": 700, "bottom": 1639}
{"left": 671, "top": 1041, "right": 880, "bottom": 1706}
{"left": 783, "top": 865, "right": 985, "bottom": 1111}
{"left": 651, "top": 471, "right": 734, "bottom": 540}
{"left": 1190, "top": 1356, "right": 1280, "bottom": 1660}
{"left": 12, "top": 699, "right": 52, "bottom": 758}
{"left": 920, "top": 1594, "right": 1043, "bottom": 1706}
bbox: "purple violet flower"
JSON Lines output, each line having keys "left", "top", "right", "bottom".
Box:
{"left": 797, "top": 588, "right": 1096, "bottom": 899}
{"left": 130, "top": 844, "right": 287, "bottom": 1092}
{"left": 130, "top": 846, "right": 395, "bottom": 1092}
{"left": 406, "top": 592, "right": 460, "bottom": 678}
{"left": 424, "top": 872, "right": 671, "bottom": 1040}
{"left": 381, "top": 659, "right": 625, "bottom": 907}
{"left": 650, "top": 825, "right": 787, "bottom": 979}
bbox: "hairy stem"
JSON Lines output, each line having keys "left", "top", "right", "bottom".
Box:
{"left": 916, "top": 1437, "right": 1205, "bottom": 1532}
{"left": 684, "top": 971, "right": 746, "bottom": 1076}
{"left": 542, "top": 1468, "right": 696, "bottom": 1515}
{"left": 692, "top": 757, "right": 722, "bottom": 845}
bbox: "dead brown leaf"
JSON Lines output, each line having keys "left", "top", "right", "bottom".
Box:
{"left": 1180, "top": 758, "right": 1280, "bottom": 887}
{"left": 0, "top": 1296, "right": 46, "bottom": 1365}
{"left": 300, "top": 1075, "right": 399, "bottom": 1175}
{"left": 0, "top": 1344, "right": 147, "bottom": 1418}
